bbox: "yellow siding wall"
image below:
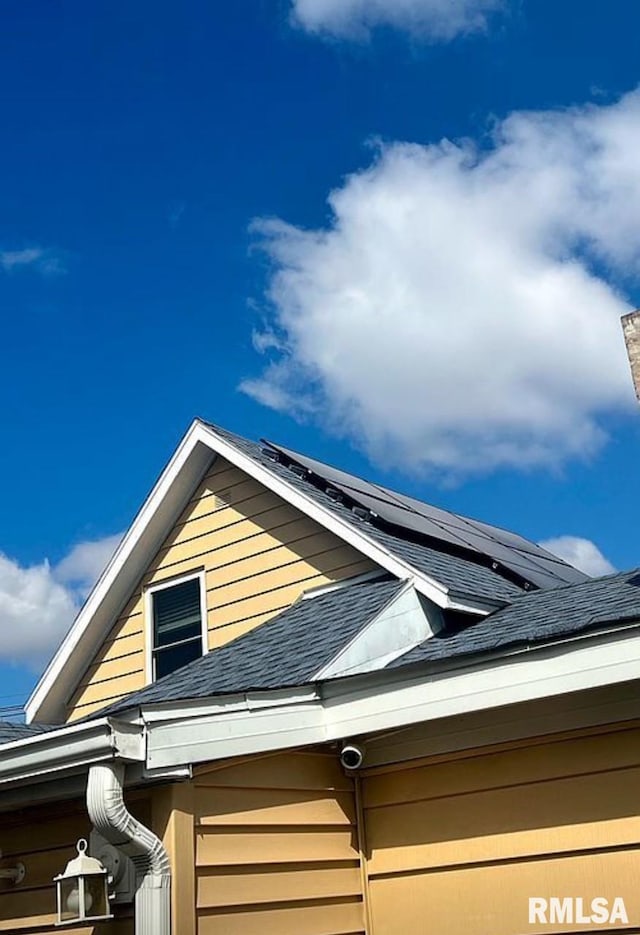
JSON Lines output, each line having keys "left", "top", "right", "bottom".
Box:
{"left": 153, "top": 781, "right": 197, "bottom": 935}
{"left": 361, "top": 725, "right": 640, "bottom": 934}
{"left": 0, "top": 794, "right": 149, "bottom": 934}
{"left": 194, "top": 750, "right": 366, "bottom": 935}
{"left": 66, "top": 457, "right": 375, "bottom": 720}
{"left": 7, "top": 727, "right": 640, "bottom": 935}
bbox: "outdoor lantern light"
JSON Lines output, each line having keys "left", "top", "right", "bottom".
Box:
{"left": 54, "top": 838, "right": 112, "bottom": 926}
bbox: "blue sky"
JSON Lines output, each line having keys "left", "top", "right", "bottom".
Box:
{"left": 2, "top": 0, "right": 640, "bottom": 715}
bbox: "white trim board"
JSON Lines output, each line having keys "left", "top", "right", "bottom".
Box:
{"left": 313, "top": 582, "right": 443, "bottom": 679}
{"left": 361, "top": 679, "right": 640, "bottom": 770}
{"left": 27, "top": 424, "right": 215, "bottom": 724}
{"left": 26, "top": 419, "right": 493, "bottom": 724}
{"left": 143, "top": 568, "right": 208, "bottom": 685}
{"left": 6, "top": 624, "right": 640, "bottom": 793}
{"left": 142, "top": 623, "right": 640, "bottom": 770}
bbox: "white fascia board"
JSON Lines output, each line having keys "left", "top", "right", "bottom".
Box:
{"left": 26, "top": 421, "right": 215, "bottom": 724}
{"left": 146, "top": 697, "right": 325, "bottom": 770}
{"left": 139, "top": 687, "right": 319, "bottom": 725}
{"left": 322, "top": 624, "right": 640, "bottom": 740}
{"left": 0, "top": 718, "right": 144, "bottom": 788}
{"left": 141, "top": 624, "right": 640, "bottom": 770}
{"left": 362, "top": 680, "right": 640, "bottom": 770}
{"left": 314, "top": 583, "right": 442, "bottom": 680}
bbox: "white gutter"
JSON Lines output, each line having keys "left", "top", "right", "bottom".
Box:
{"left": 87, "top": 763, "right": 170, "bottom": 935}
{"left": 322, "top": 624, "right": 640, "bottom": 740}
{"left": 142, "top": 622, "right": 640, "bottom": 770}
{"left": 5, "top": 622, "right": 640, "bottom": 790}
{"left": 0, "top": 718, "right": 144, "bottom": 788}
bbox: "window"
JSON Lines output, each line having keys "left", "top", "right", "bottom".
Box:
{"left": 146, "top": 573, "right": 207, "bottom": 681}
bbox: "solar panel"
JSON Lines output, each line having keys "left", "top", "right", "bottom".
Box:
{"left": 264, "top": 440, "right": 589, "bottom": 590}
{"left": 332, "top": 486, "right": 477, "bottom": 552}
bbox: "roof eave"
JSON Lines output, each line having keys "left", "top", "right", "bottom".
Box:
{"left": 7, "top": 622, "right": 640, "bottom": 789}
{"left": 132, "top": 621, "right": 640, "bottom": 772}
{"left": 0, "top": 717, "right": 144, "bottom": 789}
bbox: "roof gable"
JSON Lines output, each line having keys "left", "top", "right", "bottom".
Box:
{"left": 26, "top": 419, "right": 583, "bottom": 725}
{"left": 29, "top": 419, "right": 462, "bottom": 724}
{"left": 65, "top": 454, "right": 375, "bottom": 721}
{"left": 28, "top": 423, "right": 215, "bottom": 724}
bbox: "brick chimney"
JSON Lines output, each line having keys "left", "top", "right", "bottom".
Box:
{"left": 622, "top": 310, "right": 640, "bottom": 401}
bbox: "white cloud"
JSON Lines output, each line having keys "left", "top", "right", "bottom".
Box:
{"left": 290, "top": 0, "right": 503, "bottom": 41}
{"left": 243, "top": 90, "right": 640, "bottom": 479}
{"left": 0, "top": 533, "right": 122, "bottom": 667}
{"left": 0, "top": 247, "right": 64, "bottom": 275}
{"left": 0, "top": 555, "right": 77, "bottom": 667}
{"left": 539, "top": 536, "right": 616, "bottom": 578}
{"left": 56, "top": 534, "right": 122, "bottom": 597}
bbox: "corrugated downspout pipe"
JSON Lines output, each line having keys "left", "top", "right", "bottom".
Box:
{"left": 87, "top": 762, "right": 171, "bottom": 935}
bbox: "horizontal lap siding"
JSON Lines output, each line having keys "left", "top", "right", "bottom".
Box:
{"left": 66, "top": 591, "right": 145, "bottom": 719}
{"left": 195, "top": 751, "right": 366, "bottom": 935}
{"left": 0, "top": 798, "right": 141, "bottom": 934}
{"left": 66, "top": 458, "right": 374, "bottom": 720}
{"left": 368, "top": 853, "right": 640, "bottom": 935}
{"left": 362, "top": 727, "right": 640, "bottom": 934}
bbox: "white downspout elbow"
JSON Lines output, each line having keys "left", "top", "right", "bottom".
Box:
{"left": 87, "top": 762, "right": 171, "bottom": 935}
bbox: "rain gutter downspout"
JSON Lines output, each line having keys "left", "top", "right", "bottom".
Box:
{"left": 87, "top": 762, "right": 171, "bottom": 935}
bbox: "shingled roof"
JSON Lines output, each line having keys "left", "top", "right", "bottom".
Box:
{"left": 90, "top": 567, "right": 640, "bottom": 720}
{"left": 27, "top": 420, "right": 628, "bottom": 728}
{"left": 0, "top": 721, "right": 51, "bottom": 744}
{"left": 72, "top": 423, "right": 639, "bottom": 720}
{"left": 100, "top": 577, "right": 404, "bottom": 714}
{"left": 392, "top": 568, "right": 640, "bottom": 669}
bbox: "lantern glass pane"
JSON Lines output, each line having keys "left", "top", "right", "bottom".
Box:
{"left": 60, "top": 877, "right": 81, "bottom": 922}
{"left": 85, "top": 874, "right": 108, "bottom": 918}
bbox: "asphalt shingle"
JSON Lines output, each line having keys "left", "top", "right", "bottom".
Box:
{"left": 69, "top": 424, "right": 633, "bottom": 722}
{"left": 0, "top": 721, "right": 51, "bottom": 743}
{"left": 391, "top": 568, "right": 640, "bottom": 669}
{"left": 101, "top": 577, "right": 403, "bottom": 714}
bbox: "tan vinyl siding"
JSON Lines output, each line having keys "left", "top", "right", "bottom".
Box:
{"left": 0, "top": 795, "right": 148, "bottom": 934}
{"left": 66, "top": 457, "right": 375, "bottom": 721}
{"left": 194, "top": 750, "right": 366, "bottom": 935}
{"left": 153, "top": 782, "right": 196, "bottom": 935}
{"left": 65, "top": 593, "right": 146, "bottom": 719}
{"left": 361, "top": 725, "right": 640, "bottom": 934}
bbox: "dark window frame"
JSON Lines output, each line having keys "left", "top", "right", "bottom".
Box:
{"left": 145, "top": 571, "right": 207, "bottom": 683}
